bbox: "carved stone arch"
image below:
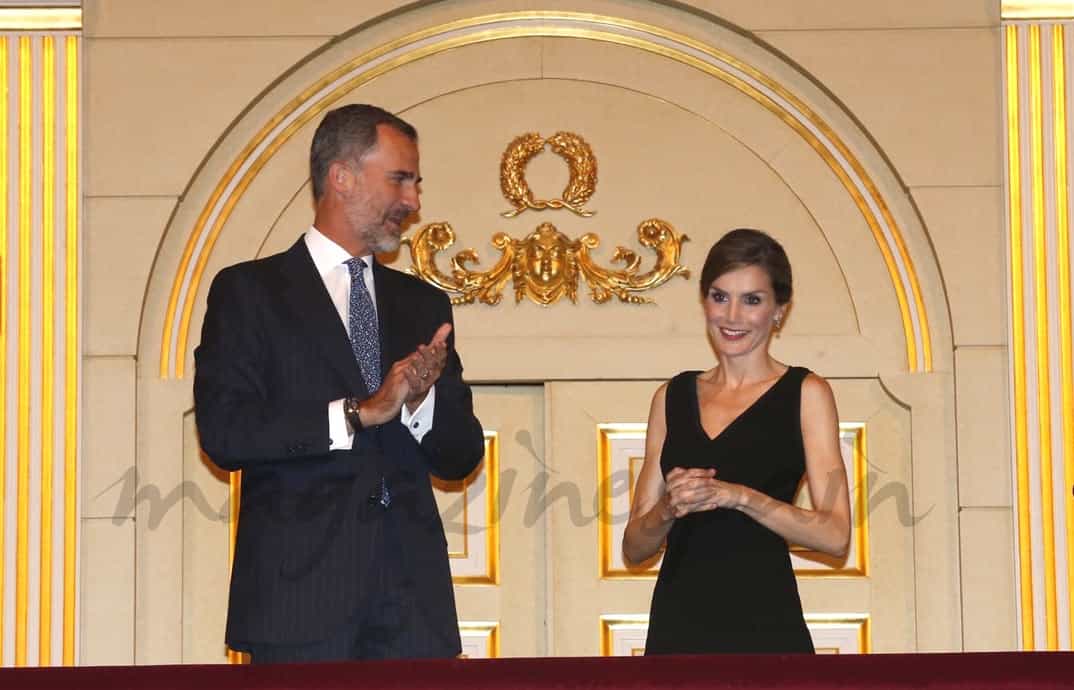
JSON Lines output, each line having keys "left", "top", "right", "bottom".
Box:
{"left": 139, "top": 4, "right": 952, "bottom": 385}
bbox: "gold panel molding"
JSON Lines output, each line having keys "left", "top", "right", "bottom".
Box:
{"left": 433, "top": 432, "right": 500, "bottom": 585}
{"left": 458, "top": 621, "right": 500, "bottom": 658}
{"left": 804, "top": 613, "right": 871, "bottom": 654}
{"left": 599, "top": 614, "right": 649, "bottom": 656}
{"left": 161, "top": 12, "right": 935, "bottom": 379}
{"left": 791, "top": 424, "right": 870, "bottom": 577}
{"left": 0, "top": 8, "right": 81, "bottom": 31}
{"left": 600, "top": 613, "right": 870, "bottom": 655}
{"left": 596, "top": 424, "right": 654, "bottom": 579}
{"left": 1003, "top": 1, "right": 1074, "bottom": 20}
{"left": 226, "top": 471, "right": 248, "bottom": 664}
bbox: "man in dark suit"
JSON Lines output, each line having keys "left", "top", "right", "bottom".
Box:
{"left": 194, "top": 104, "right": 485, "bottom": 663}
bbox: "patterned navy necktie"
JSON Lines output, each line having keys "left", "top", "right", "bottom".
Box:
{"left": 345, "top": 257, "right": 381, "bottom": 393}
{"left": 345, "top": 257, "right": 390, "bottom": 508}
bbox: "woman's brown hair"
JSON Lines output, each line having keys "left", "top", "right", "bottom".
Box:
{"left": 699, "top": 228, "right": 792, "bottom": 305}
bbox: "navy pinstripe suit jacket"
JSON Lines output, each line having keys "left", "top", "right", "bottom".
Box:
{"left": 193, "top": 237, "right": 484, "bottom": 654}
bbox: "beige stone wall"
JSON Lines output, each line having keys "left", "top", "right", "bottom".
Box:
{"left": 81, "top": 0, "right": 1011, "bottom": 663}
{"left": 743, "top": 10, "right": 1012, "bottom": 651}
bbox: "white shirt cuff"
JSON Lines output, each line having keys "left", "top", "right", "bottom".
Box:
{"left": 400, "top": 384, "right": 435, "bottom": 442}
{"left": 328, "top": 398, "right": 351, "bottom": 451}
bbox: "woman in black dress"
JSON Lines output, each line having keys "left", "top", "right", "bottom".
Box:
{"left": 623, "top": 228, "right": 851, "bottom": 654}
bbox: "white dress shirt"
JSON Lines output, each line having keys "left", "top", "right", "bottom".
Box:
{"left": 304, "top": 227, "right": 435, "bottom": 450}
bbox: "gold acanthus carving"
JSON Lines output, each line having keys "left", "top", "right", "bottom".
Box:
{"left": 500, "top": 132, "right": 597, "bottom": 218}
{"left": 402, "top": 220, "right": 690, "bottom": 307}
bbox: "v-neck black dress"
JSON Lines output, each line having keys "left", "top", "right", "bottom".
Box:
{"left": 644, "top": 367, "right": 814, "bottom": 654}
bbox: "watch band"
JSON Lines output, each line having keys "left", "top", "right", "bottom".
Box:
{"left": 343, "top": 396, "right": 364, "bottom": 434}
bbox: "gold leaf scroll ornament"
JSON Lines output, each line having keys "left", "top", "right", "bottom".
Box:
{"left": 402, "top": 219, "right": 690, "bottom": 306}
{"left": 500, "top": 132, "right": 597, "bottom": 217}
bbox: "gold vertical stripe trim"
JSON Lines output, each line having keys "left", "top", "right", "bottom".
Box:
{"left": 0, "top": 37, "right": 8, "bottom": 667}
{"left": 1007, "top": 25, "right": 1035, "bottom": 650}
{"left": 1052, "top": 23, "right": 1074, "bottom": 650}
{"left": 15, "top": 34, "right": 31, "bottom": 666}
{"left": 1029, "top": 25, "right": 1058, "bottom": 650}
{"left": 39, "top": 35, "right": 55, "bottom": 666}
{"left": 62, "top": 34, "right": 77, "bottom": 666}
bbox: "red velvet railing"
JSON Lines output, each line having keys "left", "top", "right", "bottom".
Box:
{"left": 1, "top": 652, "right": 1071, "bottom": 689}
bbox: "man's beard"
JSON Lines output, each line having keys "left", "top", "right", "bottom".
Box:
{"left": 348, "top": 202, "right": 407, "bottom": 254}
{"left": 368, "top": 230, "right": 400, "bottom": 253}
{"left": 361, "top": 221, "right": 402, "bottom": 253}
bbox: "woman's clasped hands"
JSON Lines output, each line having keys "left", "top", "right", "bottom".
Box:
{"left": 660, "top": 467, "right": 749, "bottom": 519}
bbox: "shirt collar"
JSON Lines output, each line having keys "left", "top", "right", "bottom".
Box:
{"left": 304, "top": 226, "right": 375, "bottom": 278}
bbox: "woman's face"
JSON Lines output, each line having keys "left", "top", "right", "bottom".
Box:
{"left": 703, "top": 263, "right": 785, "bottom": 359}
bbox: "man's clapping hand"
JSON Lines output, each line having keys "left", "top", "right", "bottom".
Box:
{"left": 361, "top": 323, "right": 451, "bottom": 423}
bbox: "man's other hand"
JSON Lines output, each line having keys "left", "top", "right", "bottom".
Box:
{"left": 403, "top": 323, "right": 450, "bottom": 411}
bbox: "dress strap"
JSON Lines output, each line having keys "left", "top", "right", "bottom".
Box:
{"left": 784, "top": 365, "right": 810, "bottom": 387}
{"left": 663, "top": 371, "right": 701, "bottom": 439}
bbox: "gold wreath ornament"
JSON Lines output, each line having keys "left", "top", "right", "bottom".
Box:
{"left": 402, "top": 220, "right": 690, "bottom": 307}
{"left": 500, "top": 132, "right": 597, "bottom": 218}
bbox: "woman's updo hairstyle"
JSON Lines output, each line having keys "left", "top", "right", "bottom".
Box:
{"left": 699, "top": 228, "right": 792, "bottom": 305}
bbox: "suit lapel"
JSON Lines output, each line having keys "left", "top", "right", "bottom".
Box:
{"left": 276, "top": 238, "right": 369, "bottom": 397}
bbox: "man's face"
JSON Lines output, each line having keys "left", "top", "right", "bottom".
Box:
{"left": 342, "top": 124, "right": 421, "bottom": 254}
